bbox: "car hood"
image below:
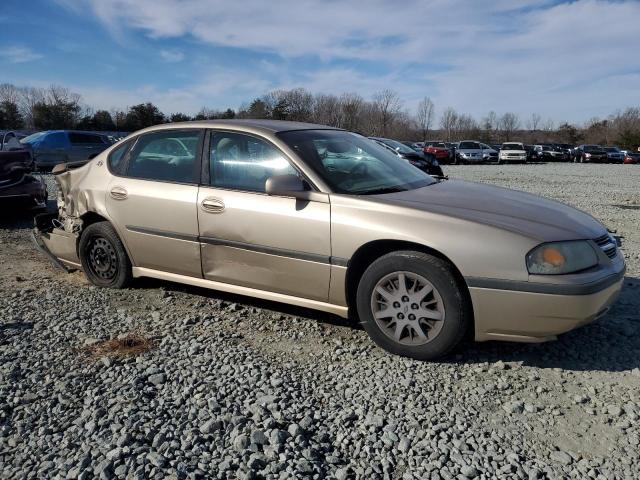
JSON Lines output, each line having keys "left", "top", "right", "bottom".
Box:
{"left": 376, "top": 180, "right": 605, "bottom": 242}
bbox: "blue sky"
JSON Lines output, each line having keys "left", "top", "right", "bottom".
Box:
{"left": 1, "top": 0, "right": 639, "bottom": 123}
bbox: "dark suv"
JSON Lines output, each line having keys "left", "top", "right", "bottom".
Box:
{"left": 573, "top": 145, "right": 608, "bottom": 163}
{"left": 20, "top": 130, "right": 111, "bottom": 170}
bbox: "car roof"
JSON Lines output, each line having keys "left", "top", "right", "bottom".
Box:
{"left": 136, "top": 119, "right": 343, "bottom": 136}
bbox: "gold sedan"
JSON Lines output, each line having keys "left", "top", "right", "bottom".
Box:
{"left": 34, "top": 120, "right": 625, "bottom": 360}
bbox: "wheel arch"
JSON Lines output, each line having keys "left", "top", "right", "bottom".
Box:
{"left": 77, "top": 211, "right": 134, "bottom": 265}
{"left": 345, "top": 240, "right": 474, "bottom": 328}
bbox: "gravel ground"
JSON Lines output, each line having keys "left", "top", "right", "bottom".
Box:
{"left": 1, "top": 164, "right": 639, "bottom": 480}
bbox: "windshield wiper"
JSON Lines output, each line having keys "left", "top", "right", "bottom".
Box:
{"left": 356, "top": 186, "right": 407, "bottom": 195}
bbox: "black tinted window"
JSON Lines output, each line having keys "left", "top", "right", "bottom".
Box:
{"left": 69, "top": 132, "right": 105, "bottom": 144}
{"left": 127, "top": 130, "right": 202, "bottom": 183}
{"left": 210, "top": 132, "right": 297, "bottom": 192}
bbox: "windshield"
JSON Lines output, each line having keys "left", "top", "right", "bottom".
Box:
{"left": 502, "top": 143, "right": 524, "bottom": 150}
{"left": 380, "top": 139, "right": 415, "bottom": 154}
{"left": 603, "top": 147, "right": 619, "bottom": 152}
{"left": 20, "top": 132, "right": 48, "bottom": 144}
{"left": 278, "top": 130, "right": 435, "bottom": 195}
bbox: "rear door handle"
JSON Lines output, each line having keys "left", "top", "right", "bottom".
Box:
{"left": 201, "top": 197, "right": 225, "bottom": 213}
{"left": 110, "top": 186, "right": 128, "bottom": 200}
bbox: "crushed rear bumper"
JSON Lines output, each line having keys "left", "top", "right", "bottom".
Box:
{"left": 32, "top": 213, "right": 80, "bottom": 272}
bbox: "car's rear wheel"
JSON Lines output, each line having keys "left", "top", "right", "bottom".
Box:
{"left": 79, "top": 221, "right": 132, "bottom": 288}
{"left": 356, "top": 251, "right": 471, "bottom": 360}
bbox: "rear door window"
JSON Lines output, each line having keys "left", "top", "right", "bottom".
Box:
{"left": 126, "top": 130, "right": 203, "bottom": 183}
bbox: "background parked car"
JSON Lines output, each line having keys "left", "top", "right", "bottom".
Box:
{"left": 623, "top": 152, "right": 639, "bottom": 164}
{"left": 0, "top": 131, "right": 25, "bottom": 151}
{"left": 481, "top": 143, "right": 499, "bottom": 162}
{"left": 0, "top": 137, "right": 47, "bottom": 210}
{"left": 410, "top": 141, "right": 425, "bottom": 152}
{"left": 602, "top": 146, "right": 625, "bottom": 163}
{"left": 370, "top": 137, "right": 444, "bottom": 177}
{"left": 573, "top": 145, "right": 608, "bottom": 163}
{"left": 523, "top": 144, "right": 537, "bottom": 162}
{"left": 498, "top": 142, "right": 527, "bottom": 164}
{"left": 533, "top": 144, "right": 566, "bottom": 162}
{"left": 423, "top": 141, "right": 452, "bottom": 164}
{"left": 20, "top": 130, "right": 111, "bottom": 170}
{"left": 456, "top": 141, "right": 497, "bottom": 164}
{"left": 553, "top": 143, "right": 575, "bottom": 161}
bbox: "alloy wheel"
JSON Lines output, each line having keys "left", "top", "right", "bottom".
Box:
{"left": 370, "top": 271, "right": 446, "bottom": 346}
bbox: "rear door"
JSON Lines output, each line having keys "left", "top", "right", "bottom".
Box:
{"left": 105, "top": 129, "right": 204, "bottom": 277}
{"left": 197, "top": 130, "right": 331, "bottom": 301}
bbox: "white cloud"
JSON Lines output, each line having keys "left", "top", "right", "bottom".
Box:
{"left": 70, "top": 68, "right": 274, "bottom": 114}
{"left": 0, "top": 46, "right": 42, "bottom": 63}
{"left": 160, "top": 49, "right": 184, "bottom": 62}
{"left": 59, "top": 1, "right": 640, "bottom": 121}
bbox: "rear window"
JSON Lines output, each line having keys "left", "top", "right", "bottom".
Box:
{"left": 42, "top": 132, "right": 69, "bottom": 148}
{"left": 20, "top": 132, "right": 48, "bottom": 145}
{"left": 458, "top": 142, "right": 479, "bottom": 149}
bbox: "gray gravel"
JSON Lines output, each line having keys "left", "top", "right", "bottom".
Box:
{"left": 1, "top": 164, "right": 639, "bottom": 479}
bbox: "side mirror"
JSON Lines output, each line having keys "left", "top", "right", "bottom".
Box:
{"left": 265, "top": 174, "right": 305, "bottom": 197}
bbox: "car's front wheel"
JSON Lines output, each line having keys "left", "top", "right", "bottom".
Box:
{"left": 79, "top": 221, "right": 132, "bottom": 288}
{"left": 356, "top": 251, "right": 471, "bottom": 360}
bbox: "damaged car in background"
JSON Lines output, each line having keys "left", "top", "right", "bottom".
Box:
{"left": 0, "top": 130, "right": 47, "bottom": 210}
{"left": 33, "top": 120, "right": 625, "bottom": 360}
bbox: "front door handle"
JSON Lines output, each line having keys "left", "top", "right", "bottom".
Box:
{"left": 201, "top": 197, "right": 225, "bottom": 213}
{"left": 110, "top": 186, "right": 128, "bottom": 200}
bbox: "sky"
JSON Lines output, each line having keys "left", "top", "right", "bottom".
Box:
{"left": 1, "top": 0, "right": 639, "bottom": 124}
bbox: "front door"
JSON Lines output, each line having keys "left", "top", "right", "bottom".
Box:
{"left": 106, "top": 129, "right": 204, "bottom": 278}
{"left": 197, "top": 130, "right": 331, "bottom": 302}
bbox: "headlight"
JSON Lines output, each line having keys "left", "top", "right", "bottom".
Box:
{"left": 459, "top": 152, "right": 467, "bottom": 157}
{"left": 585, "top": 153, "right": 591, "bottom": 158}
{"left": 526, "top": 241, "right": 598, "bottom": 275}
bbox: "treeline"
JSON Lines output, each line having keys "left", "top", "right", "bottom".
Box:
{"left": 1, "top": 83, "right": 639, "bottom": 148}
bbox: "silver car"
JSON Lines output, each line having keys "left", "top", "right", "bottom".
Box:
{"left": 456, "top": 141, "right": 497, "bottom": 164}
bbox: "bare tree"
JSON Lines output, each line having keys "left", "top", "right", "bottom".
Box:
{"left": 526, "top": 113, "right": 541, "bottom": 131}
{"left": 340, "top": 93, "right": 364, "bottom": 132}
{"left": 542, "top": 117, "right": 555, "bottom": 132}
{"left": 415, "top": 97, "right": 435, "bottom": 141}
{"left": 372, "top": 89, "right": 402, "bottom": 136}
{"left": 456, "top": 114, "right": 480, "bottom": 140}
{"left": 498, "top": 112, "right": 520, "bottom": 141}
{"left": 439, "top": 107, "right": 458, "bottom": 141}
{"left": 312, "top": 94, "right": 342, "bottom": 127}
{"left": 0, "top": 83, "right": 21, "bottom": 104}
{"left": 18, "top": 86, "right": 46, "bottom": 128}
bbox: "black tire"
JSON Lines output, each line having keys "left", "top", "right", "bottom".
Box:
{"left": 79, "top": 221, "right": 132, "bottom": 288}
{"left": 356, "top": 251, "right": 471, "bottom": 360}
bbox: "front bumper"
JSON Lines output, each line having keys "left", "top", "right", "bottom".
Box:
{"left": 469, "top": 266, "right": 625, "bottom": 343}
